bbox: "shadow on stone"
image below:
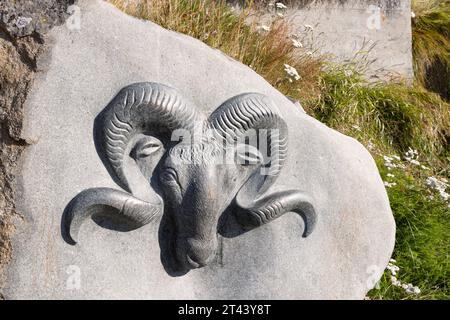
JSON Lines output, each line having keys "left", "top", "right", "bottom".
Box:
{"left": 158, "top": 212, "right": 189, "bottom": 277}
{"left": 218, "top": 206, "right": 248, "bottom": 239}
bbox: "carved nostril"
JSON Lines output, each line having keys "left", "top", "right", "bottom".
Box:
{"left": 185, "top": 252, "right": 215, "bottom": 269}
{"left": 185, "top": 254, "right": 203, "bottom": 269}
{"left": 179, "top": 238, "right": 217, "bottom": 269}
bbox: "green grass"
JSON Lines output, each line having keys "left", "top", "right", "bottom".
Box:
{"left": 368, "top": 156, "right": 449, "bottom": 299}
{"left": 412, "top": 0, "right": 450, "bottom": 100}
{"left": 301, "top": 67, "right": 449, "bottom": 165}
{"left": 109, "top": 0, "right": 450, "bottom": 299}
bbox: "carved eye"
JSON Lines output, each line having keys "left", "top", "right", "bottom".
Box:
{"left": 132, "top": 137, "right": 162, "bottom": 159}
{"left": 235, "top": 144, "right": 263, "bottom": 166}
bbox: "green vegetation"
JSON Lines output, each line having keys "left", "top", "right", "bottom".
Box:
{"left": 412, "top": 0, "right": 450, "bottom": 100}
{"left": 302, "top": 68, "right": 449, "bottom": 162}
{"left": 369, "top": 156, "right": 449, "bottom": 299}
{"left": 109, "top": 0, "right": 449, "bottom": 299}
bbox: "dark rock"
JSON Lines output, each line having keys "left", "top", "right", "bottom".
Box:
{"left": 0, "top": 0, "right": 75, "bottom": 38}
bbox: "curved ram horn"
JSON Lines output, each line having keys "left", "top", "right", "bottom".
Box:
{"left": 235, "top": 189, "right": 317, "bottom": 237}
{"left": 62, "top": 188, "right": 161, "bottom": 244}
{"left": 97, "top": 82, "right": 205, "bottom": 192}
{"left": 209, "top": 93, "right": 317, "bottom": 236}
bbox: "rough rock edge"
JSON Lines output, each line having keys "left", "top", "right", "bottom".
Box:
{"left": 0, "top": 0, "right": 75, "bottom": 38}
{"left": 0, "top": 0, "right": 75, "bottom": 299}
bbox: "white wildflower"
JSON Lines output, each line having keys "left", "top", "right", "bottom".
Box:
{"left": 258, "top": 24, "right": 270, "bottom": 32}
{"left": 403, "top": 283, "right": 421, "bottom": 295}
{"left": 404, "top": 147, "right": 420, "bottom": 165}
{"left": 284, "top": 64, "right": 301, "bottom": 81}
{"left": 384, "top": 181, "right": 397, "bottom": 188}
{"left": 387, "top": 260, "right": 421, "bottom": 295}
{"left": 387, "top": 173, "right": 395, "bottom": 178}
{"left": 411, "top": 11, "right": 416, "bottom": 18}
{"left": 426, "top": 176, "right": 449, "bottom": 201}
{"left": 291, "top": 39, "right": 303, "bottom": 48}
{"left": 391, "top": 275, "right": 401, "bottom": 287}
{"left": 404, "top": 147, "right": 418, "bottom": 158}
{"left": 386, "top": 263, "right": 400, "bottom": 276}
{"left": 383, "top": 155, "right": 399, "bottom": 170}
{"left": 275, "top": 2, "right": 287, "bottom": 9}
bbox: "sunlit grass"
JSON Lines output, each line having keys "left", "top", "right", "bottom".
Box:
{"left": 302, "top": 67, "right": 449, "bottom": 165}
{"left": 368, "top": 156, "right": 449, "bottom": 300}
{"left": 108, "top": 0, "right": 324, "bottom": 99}
{"left": 412, "top": 0, "right": 450, "bottom": 100}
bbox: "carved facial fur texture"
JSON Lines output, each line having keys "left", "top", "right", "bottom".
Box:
{"left": 62, "top": 82, "right": 317, "bottom": 272}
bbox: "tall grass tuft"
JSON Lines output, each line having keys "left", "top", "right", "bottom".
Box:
{"left": 368, "top": 157, "right": 450, "bottom": 300}
{"left": 412, "top": 0, "right": 450, "bottom": 100}
{"left": 108, "top": 0, "right": 323, "bottom": 100}
{"left": 302, "top": 67, "right": 450, "bottom": 162}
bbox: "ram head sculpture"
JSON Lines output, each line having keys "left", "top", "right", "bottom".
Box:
{"left": 62, "top": 82, "right": 317, "bottom": 272}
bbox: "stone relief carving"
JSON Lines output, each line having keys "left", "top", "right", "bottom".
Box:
{"left": 62, "top": 82, "right": 317, "bottom": 273}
